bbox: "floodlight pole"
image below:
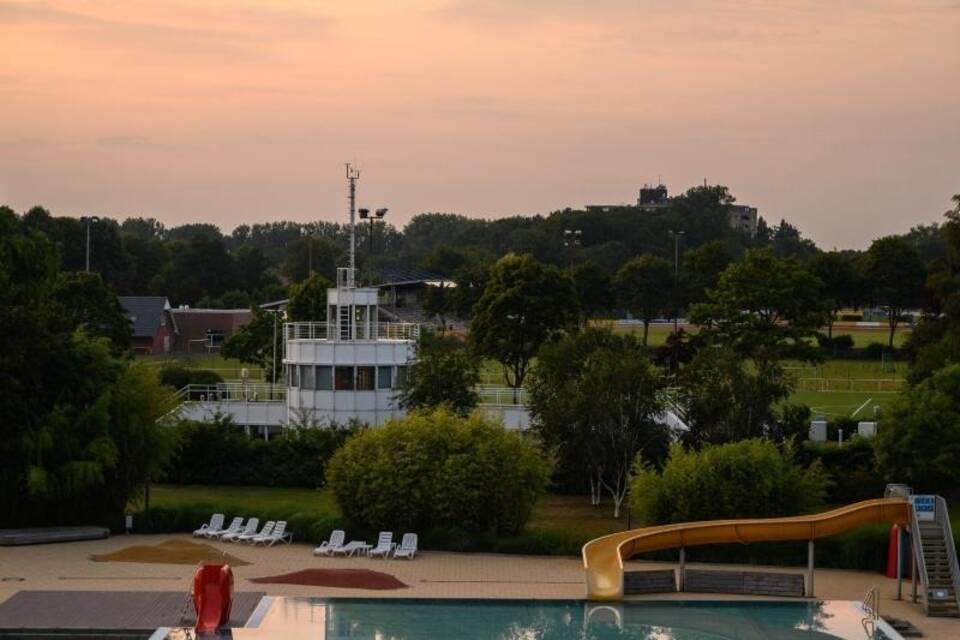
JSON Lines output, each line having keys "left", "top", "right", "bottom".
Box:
{"left": 271, "top": 310, "right": 278, "bottom": 389}
{"left": 669, "top": 230, "right": 684, "bottom": 333}
{"left": 81, "top": 216, "right": 99, "bottom": 272}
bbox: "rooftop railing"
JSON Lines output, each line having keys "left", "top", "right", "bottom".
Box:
{"left": 284, "top": 321, "right": 420, "bottom": 342}
{"left": 172, "top": 383, "right": 287, "bottom": 404}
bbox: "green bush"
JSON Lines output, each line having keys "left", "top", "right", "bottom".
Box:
{"left": 631, "top": 440, "right": 829, "bottom": 525}
{"left": 797, "top": 439, "right": 886, "bottom": 505}
{"left": 158, "top": 364, "right": 224, "bottom": 390}
{"left": 166, "top": 418, "right": 351, "bottom": 488}
{"left": 876, "top": 364, "right": 960, "bottom": 495}
{"left": 328, "top": 408, "right": 553, "bottom": 535}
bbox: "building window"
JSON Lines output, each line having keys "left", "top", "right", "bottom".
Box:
{"left": 316, "top": 366, "right": 333, "bottom": 390}
{"left": 206, "top": 329, "right": 225, "bottom": 348}
{"left": 289, "top": 364, "right": 299, "bottom": 388}
{"left": 356, "top": 366, "right": 375, "bottom": 391}
{"left": 396, "top": 365, "right": 409, "bottom": 388}
{"left": 377, "top": 366, "right": 393, "bottom": 390}
{"left": 334, "top": 366, "right": 354, "bottom": 390}
{"left": 300, "top": 365, "right": 314, "bottom": 390}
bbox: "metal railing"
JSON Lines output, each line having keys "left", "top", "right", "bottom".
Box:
{"left": 173, "top": 383, "right": 287, "bottom": 404}
{"left": 936, "top": 496, "right": 960, "bottom": 611}
{"left": 284, "top": 321, "right": 420, "bottom": 342}
{"left": 477, "top": 387, "right": 528, "bottom": 406}
{"left": 793, "top": 377, "right": 906, "bottom": 393}
{"left": 910, "top": 497, "right": 931, "bottom": 615}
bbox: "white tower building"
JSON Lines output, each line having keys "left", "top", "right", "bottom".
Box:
{"left": 282, "top": 165, "right": 418, "bottom": 427}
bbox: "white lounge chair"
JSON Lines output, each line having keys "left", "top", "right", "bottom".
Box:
{"left": 393, "top": 533, "right": 418, "bottom": 559}
{"left": 222, "top": 517, "right": 258, "bottom": 543}
{"left": 313, "top": 529, "right": 346, "bottom": 556}
{"left": 252, "top": 520, "right": 292, "bottom": 546}
{"left": 331, "top": 540, "right": 369, "bottom": 557}
{"left": 238, "top": 520, "right": 274, "bottom": 544}
{"left": 193, "top": 513, "right": 224, "bottom": 537}
{"left": 368, "top": 531, "right": 394, "bottom": 558}
{"left": 207, "top": 516, "right": 243, "bottom": 539}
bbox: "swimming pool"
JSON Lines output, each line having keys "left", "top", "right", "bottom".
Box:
{"left": 222, "top": 597, "right": 904, "bottom": 639}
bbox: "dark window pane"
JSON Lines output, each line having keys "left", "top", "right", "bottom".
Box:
{"left": 300, "top": 365, "right": 314, "bottom": 389}
{"left": 316, "top": 366, "right": 333, "bottom": 390}
{"left": 334, "top": 366, "right": 354, "bottom": 390}
{"left": 290, "top": 364, "right": 299, "bottom": 388}
{"left": 396, "top": 365, "right": 409, "bottom": 388}
{"left": 357, "top": 366, "right": 375, "bottom": 391}
{"left": 377, "top": 366, "right": 393, "bottom": 389}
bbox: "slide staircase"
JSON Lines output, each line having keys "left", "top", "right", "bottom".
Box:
{"left": 911, "top": 496, "right": 960, "bottom": 617}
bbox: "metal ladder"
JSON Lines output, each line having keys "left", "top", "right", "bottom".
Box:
{"left": 911, "top": 496, "right": 960, "bottom": 617}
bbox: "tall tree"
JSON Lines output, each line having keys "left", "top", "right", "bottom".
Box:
{"left": 615, "top": 254, "right": 673, "bottom": 345}
{"left": 399, "top": 332, "right": 481, "bottom": 416}
{"left": 810, "top": 250, "right": 860, "bottom": 338}
{"left": 52, "top": 271, "right": 132, "bottom": 353}
{"left": 221, "top": 306, "right": 285, "bottom": 382}
{"left": 689, "top": 248, "right": 827, "bottom": 373}
{"left": 571, "top": 261, "right": 614, "bottom": 323}
{"left": 681, "top": 240, "right": 732, "bottom": 307}
{"left": 529, "top": 329, "right": 669, "bottom": 516}
{"left": 286, "top": 274, "right": 332, "bottom": 322}
{"left": 471, "top": 254, "right": 578, "bottom": 389}
{"left": 861, "top": 236, "right": 926, "bottom": 348}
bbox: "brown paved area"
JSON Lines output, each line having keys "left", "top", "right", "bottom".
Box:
{"left": 0, "top": 534, "right": 957, "bottom": 638}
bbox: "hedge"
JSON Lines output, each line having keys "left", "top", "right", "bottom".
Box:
{"left": 164, "top": 419, "right": 352, "bottom": 488}
{"left": 159, "top": 364, "right": 224, "bottom": 390}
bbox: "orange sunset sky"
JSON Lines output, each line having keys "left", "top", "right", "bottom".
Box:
{"left": 1, "top": 0, "right": 958, "bottom": 247}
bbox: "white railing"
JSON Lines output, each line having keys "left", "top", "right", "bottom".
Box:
{"left": 477, "top": 387, "right": 528, "bottom": 406}
{"left": 793, "top": 377, "right": 906, "bottom": 393}
{"left": 284, "top": 321, "right": 420, "bottom": 342}
{"left": 173, "top": 383, "right": 287, "bottom": 404}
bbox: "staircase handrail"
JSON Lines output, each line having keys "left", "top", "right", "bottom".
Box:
{"left": 935, "top": 495, "right": 960, "bottom": 611}
{"left": 911, "top": 498, "right": 931, "bottom": 615}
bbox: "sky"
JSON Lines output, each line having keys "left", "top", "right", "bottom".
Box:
{"left": 1, "top": 0, "right": 958, "bottom": 249}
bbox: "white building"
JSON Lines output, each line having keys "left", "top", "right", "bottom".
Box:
{"left": 283, "top": 268, "right": 418, "bottom": 427}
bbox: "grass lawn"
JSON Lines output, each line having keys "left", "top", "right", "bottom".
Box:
{"left": 789, "top": 390, "right": 895, "bottom": 420}
{"left": 144, "top": 484, "right": 625, "bottom": 542}
{"left": 143, "top": 484, "right": 340, "bottom": 519}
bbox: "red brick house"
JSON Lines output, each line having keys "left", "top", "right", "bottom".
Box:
{"left": 118, "top": 296, "right": 176, "bottom": 355}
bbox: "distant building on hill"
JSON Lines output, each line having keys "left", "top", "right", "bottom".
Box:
{"left": 585, "top": 183, "right": 759, "bottom": 237}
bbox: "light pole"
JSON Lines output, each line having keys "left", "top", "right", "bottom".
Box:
{"left": 563, "top": 229, "right": 582, "bottom": 272}
{"left": 80, "top": 216, "right": 99, "bottom": 272}
{"left": 668, "top": 230, "right": 685, "bottom": 334}
{"left": 301, "top": 227, "right": 314, "bottom": 276}
{"left": 359, "top": 207, "right": 388, "bottom": 279}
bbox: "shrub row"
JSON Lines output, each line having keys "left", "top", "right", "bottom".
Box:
{"left": 165, "top": 419, "right": 352, "bottom": 488}
{"left": 159, "top": 364, "right": 224, "bottom": 390}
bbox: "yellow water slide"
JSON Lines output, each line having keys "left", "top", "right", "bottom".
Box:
{"left": 583, "top": 497, "right": 911, "bottom": 600}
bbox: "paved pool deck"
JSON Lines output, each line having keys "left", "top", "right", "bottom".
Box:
{"left": 0, "top": 534, "right": 957, "bottom": 638}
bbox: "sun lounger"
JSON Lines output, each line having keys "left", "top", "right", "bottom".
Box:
{"left": 313, "top": 529, "right": 346, "bottom": 556}
{"left": 222, "top": 517, "right": 258, "bottom": 543}
{"left": 368, "top": 531, "right": 394, "bottom": 558}
{"left": 393, "top": 533, "right": 418, "bottom": 559}
{"left": 331, "top": 541, "right": 369, "bottom": 557}
{"left": 251, "top": 520, "right": 292, "bottom": 546}
{"left": 193, "top": 513, "right": 224, "bottom": 538}
{"left": 207, "top": 516, "right": 243, "bottom": 539}
{"left": 238, "top": 520, "right": 274, "bottom": 544}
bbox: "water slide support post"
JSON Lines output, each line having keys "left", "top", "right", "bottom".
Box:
{"left": 679, "top": 547, "right": 686, "bottom": 592}
{"left": 912, "top": 541, "right": 918, "bottom": 603}
{"left": 896, "top": 525, "right": 903, "bottom": 600}
{"left": 807, "top": 540, "right": 815, "bottom": 597}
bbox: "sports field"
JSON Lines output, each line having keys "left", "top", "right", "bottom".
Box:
{"left": 789, "top": 390, "right": 894, "bottom": 420}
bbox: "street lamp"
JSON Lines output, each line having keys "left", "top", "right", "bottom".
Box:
{"left": 359, "top": 207, "right": 388, "bottom": 256}
{"left": 80, "top": 215, "right": 99, "bottom": 272}
{"left": 668, "top": 230, "right": 685, "bottom": 333}
{"left": 301, "top": 227, "right": 314, "bottom": 276}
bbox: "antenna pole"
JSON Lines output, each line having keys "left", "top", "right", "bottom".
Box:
{"left": 346, "top": 163, "right": 360, "bottom": 287}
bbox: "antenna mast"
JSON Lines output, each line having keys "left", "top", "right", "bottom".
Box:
{"left": 346, "top": 163, "right": 360, "bottom": 287}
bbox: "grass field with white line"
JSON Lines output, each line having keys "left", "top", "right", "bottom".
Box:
{"left": 789, "top": 390, "right": 895, "bottom": 420}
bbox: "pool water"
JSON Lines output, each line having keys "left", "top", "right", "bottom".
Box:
{"left": 230, "top": 598, "right": 901, "bottom": 640}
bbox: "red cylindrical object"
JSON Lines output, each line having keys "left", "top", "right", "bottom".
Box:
{"left": 192, "top": 563, "right": 234, "bottom": 633}
{"left": 885, "top": 524, "right": 898, "bottom": 578}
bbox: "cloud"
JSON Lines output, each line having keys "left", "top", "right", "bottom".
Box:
{"left": 0, "top": 1, "right": 336, "bottom": 60}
